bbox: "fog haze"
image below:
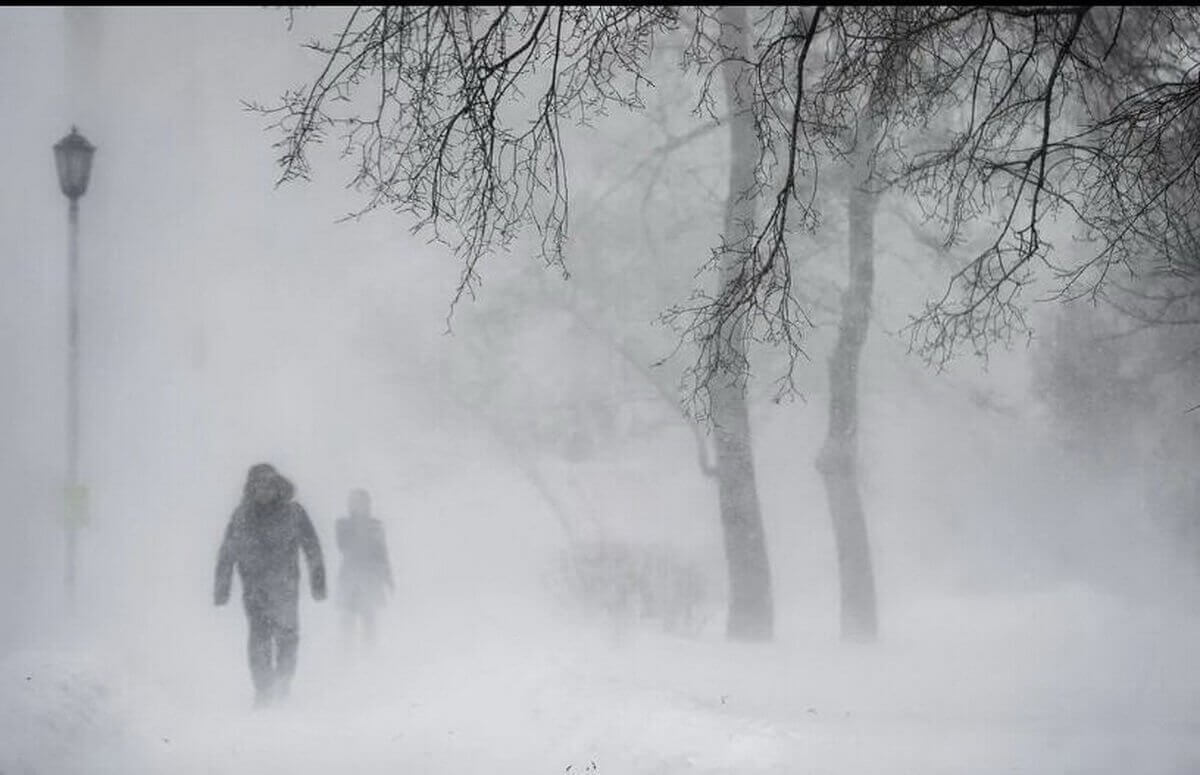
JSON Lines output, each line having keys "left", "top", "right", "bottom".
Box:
{"left": 3, "top": 7, "right": 1200, "bottom": 774}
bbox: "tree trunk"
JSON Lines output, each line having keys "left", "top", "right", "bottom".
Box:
{"left": 714, "top": 5, "right": 773, "bottom": 641}
{"left": 816, "top": 204, "right": 879, "bottom": 641}
{"left": 816, "top": 75, "right": 889, "bottom": 645}
{"left": 712, "top": 381, "right": 773, "bottom": 640}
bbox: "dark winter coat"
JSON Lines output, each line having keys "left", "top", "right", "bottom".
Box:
{"left": 335, "top": 515, "right": 394, "bottom": 612}
{"left": 214, "top": 467, "right": 326, "bottom": 615}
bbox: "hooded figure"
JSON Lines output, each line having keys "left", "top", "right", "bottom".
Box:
{"left": 335, "top": 488, "right": 394, "bottom": 649}
{"left": 214, "top": 463, "right": 326, "bottom": 706}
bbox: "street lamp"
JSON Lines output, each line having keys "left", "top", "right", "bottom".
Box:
{"left": 53, "top": 126, "right": 96, "bottom": 604}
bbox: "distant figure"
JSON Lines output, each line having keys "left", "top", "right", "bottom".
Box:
{"left": 214, "top": 463, "right": 326, "bottom": 707}
{"left": 336, "top": 488, "right": 394, "bottom": 650}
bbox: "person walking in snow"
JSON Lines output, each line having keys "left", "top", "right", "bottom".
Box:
{"left": 335, "top": 488, "right": 394, "bottom": 651}
{"left": 214, "top": 463, "right": 326, "bottom": 707}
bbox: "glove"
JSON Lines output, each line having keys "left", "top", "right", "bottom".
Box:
{"left": 311, "top": 568, "right": 327, "bottom": 601}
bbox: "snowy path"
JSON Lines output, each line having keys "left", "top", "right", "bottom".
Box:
{"left": 5, "top": 592, "right": 1200, "bottom": 774}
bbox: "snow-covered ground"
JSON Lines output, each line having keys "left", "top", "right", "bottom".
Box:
{"left": 4, "top": 421, "right": 1199, "bottom": 775}
{"left": 4, "top": 583, "right": 1200, "bottom": 775}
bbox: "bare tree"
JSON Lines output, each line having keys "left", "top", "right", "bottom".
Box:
{"left": 254, "top": 7, "right": 676, "bottom": 306}
{"left": 252, "top": 6, "right": 839, "bottom": 406}
{"left": 813, "top": 14, "right": 916, "bottom": 643}
{"left": 811, "top": 6, "right": 1200, "bottom": 637}
{"left": 844, "top": 6, "right": 1200, "bottom": 367}
{"left": 254, "top": 5, "right": 806, "bottom": 640}
{"left": 256, "top": 2, "right": 1200, "bottom": 407}
{"left": 254, "top": 5, "right": 1200, "bottom": 642}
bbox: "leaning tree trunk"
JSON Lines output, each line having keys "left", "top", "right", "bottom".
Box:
{"left": 713, "top": 5, "right": 774, "bottom": 641}
{"left": 816, "top": 52, "right": 904, "bottom": 644}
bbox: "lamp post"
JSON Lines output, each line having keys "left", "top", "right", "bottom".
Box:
{"left": 53, "top": 126, "right": 96, "bottom": 605}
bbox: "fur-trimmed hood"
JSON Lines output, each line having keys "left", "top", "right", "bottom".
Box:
{"left": 243, "top": 462, "right": 295, "bottom": 505}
